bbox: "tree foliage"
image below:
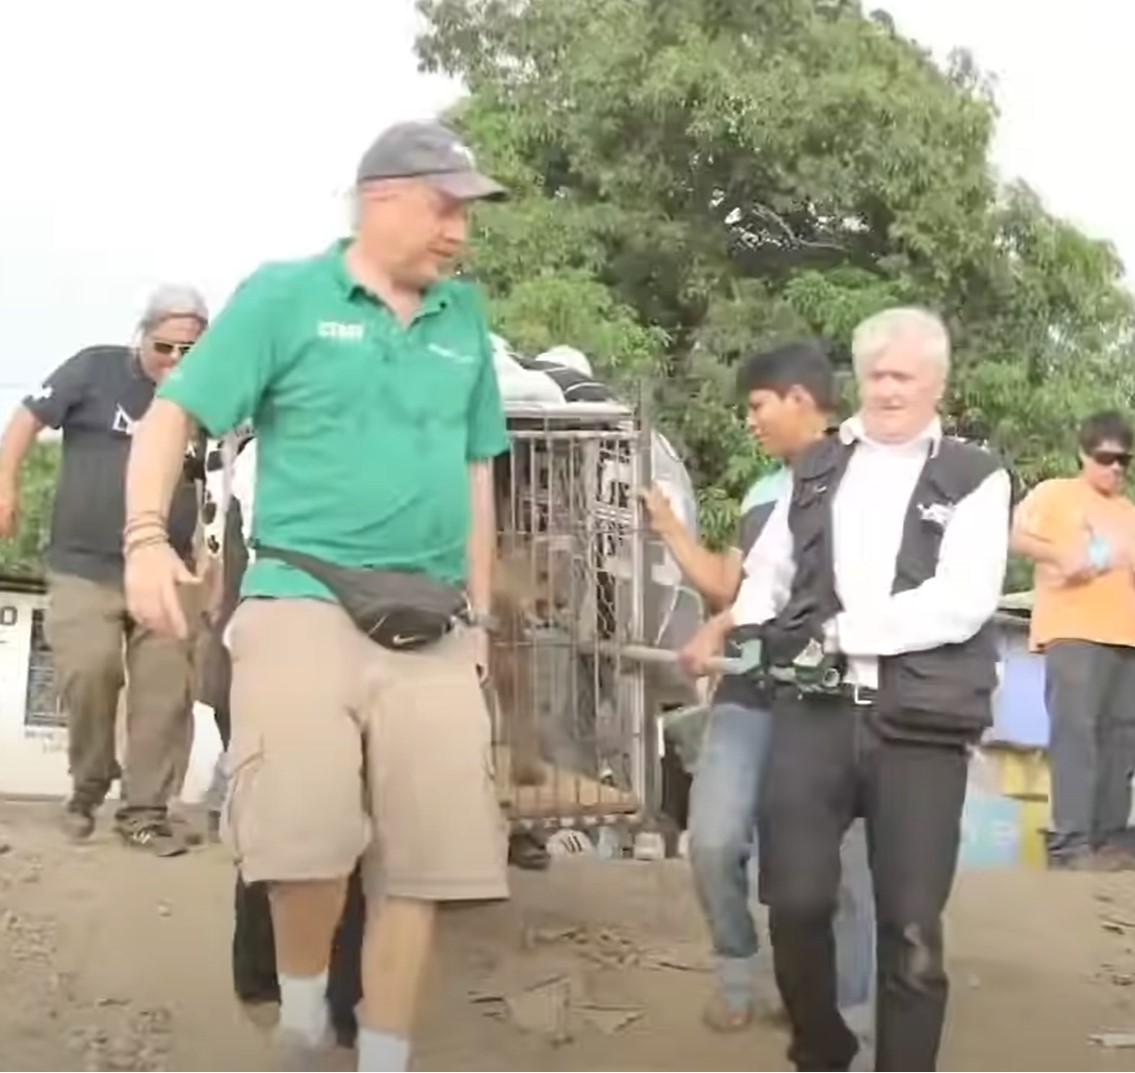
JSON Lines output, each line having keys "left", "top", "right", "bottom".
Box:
{"left": 417, "top": 0, "right": 1135, "bottom": 557}
{"left": 0, "top": 442, "right": 58, "bottom": 579}
{"left": 5, "top": 2, "right": 1131, "bottom": 584}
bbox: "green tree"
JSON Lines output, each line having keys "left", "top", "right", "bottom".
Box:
{"left": 418, "top": 0, "right": 1134, "bottom": 555}
{"left": 0, "top": 442, "right": 59, "bottom": 579}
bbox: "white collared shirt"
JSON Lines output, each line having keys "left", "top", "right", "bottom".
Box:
{"left": 730, "top": 415, "right": 1011, "bottom": 688}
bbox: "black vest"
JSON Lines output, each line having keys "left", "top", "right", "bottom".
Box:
{"left": 778, "top": 433, "right": 1003, "bottom": 745}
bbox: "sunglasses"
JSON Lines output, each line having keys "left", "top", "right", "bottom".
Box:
{"left": 1090, "top": 450, "right": 1133, "bottom": 469}
{"left": 151, "top": 339, "right": 194, "bottom": 357}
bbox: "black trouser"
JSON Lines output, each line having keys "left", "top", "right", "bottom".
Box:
{"left": 1044, "top": 640, "right": 1135, "bottom": 860}
{"left": 212, "top": 702, "right": 231, "bottom": 754}
{"left": 217, "top": 700, "right": 366, "bottom": 1046}
{"left": 758, "top": 693, "right": 969, "bottom": 1072}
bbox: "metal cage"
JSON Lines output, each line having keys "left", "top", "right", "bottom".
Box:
{"left": 488, "top": 404, "right": 649, "bottom": 829}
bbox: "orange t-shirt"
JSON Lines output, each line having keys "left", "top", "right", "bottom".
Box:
{"left": 1017, "top": 477, "right": 1135, "bottom": 651}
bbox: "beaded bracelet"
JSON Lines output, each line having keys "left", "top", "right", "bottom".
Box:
{"left": 123, "top": 522, "right": 167, "bottom": 545}
{"left": 123, "top": 532, "right": 170, "bottom": 558}
{"left": 123, "top": 511, "right": 167, "bottom": 537}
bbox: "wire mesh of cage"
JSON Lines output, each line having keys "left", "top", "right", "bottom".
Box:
{"left": 488, "top": 415, "right": 649, "bottom": 828}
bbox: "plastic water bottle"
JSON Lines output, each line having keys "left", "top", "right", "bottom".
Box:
{"left": 1088, "top": 531, "right": 1113, "bottom": 572}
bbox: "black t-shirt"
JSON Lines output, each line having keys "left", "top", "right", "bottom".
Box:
{"left": 23, "top": 345, "right": 200, "bottom": 585}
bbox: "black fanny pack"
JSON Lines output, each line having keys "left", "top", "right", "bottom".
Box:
{"left": 254, "top": 544, "right": 470, "bottom": 651}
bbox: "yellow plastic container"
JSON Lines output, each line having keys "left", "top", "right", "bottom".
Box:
{"left": 976, "top": 747, "right": 1051, "bottom": 867}
{"left": 993, "top": 748, "right": 1051, "bottom": 802}
{"left": 1018, "top": 798, "right": 1051, "bottom": 868}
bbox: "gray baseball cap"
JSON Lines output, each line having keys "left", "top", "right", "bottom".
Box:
{"left": 355, "top": 120, "right": 506, "bottom": 202}
{"left": 140, "top": 284, "right": 209, "bottom": 331}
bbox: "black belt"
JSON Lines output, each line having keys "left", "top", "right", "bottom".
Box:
{"left": 838, "top": 683, "right": 877, "bottom": 707}
{"left": 777, "top": 680, "right": 877, "bottom": 707}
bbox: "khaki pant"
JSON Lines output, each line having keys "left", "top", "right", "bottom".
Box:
{"left": 46, "top": 571, "right": 196, "bottom": 816}
{"left": 223, "top": 597, "right": 509, "bottom": 901}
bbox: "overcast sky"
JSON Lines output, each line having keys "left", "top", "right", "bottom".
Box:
{"left": 1, "top": 0, "right": 1130, "bottom": 416}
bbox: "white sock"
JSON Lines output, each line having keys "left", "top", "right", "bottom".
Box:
{"left": 277, "top": 971, "right": 329, "bottom": 1045}
{"left": 357, "top": 1026, "right": 410, "bottom": 1072}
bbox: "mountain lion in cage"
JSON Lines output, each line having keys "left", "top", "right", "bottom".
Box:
{"left": 488, "top": 533, "right": 570, "bottom": 787}
{"left": 489, "top": 529, "right": 624, "bottom": 792}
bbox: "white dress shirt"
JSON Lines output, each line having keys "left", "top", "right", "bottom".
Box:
{"left": 730, "top": 415, "right": 1011, "bottom": 688}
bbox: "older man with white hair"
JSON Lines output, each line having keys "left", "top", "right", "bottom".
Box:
{"left": 0, "top": 284, "right": 210, "bottom": 855}
{"left": 684, "top": 307, "right": 1011, "bottom": 1071}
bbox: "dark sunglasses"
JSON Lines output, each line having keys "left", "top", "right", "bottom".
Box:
{"left": 1090, "top": 449, "right": 1133, "bottom": 469}
{"left": 151, "top": 339, "right": 194, "bottom": 357}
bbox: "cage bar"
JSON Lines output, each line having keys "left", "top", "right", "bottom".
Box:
{"left": 488, "top": 410, "right": 648, "bottom": 829}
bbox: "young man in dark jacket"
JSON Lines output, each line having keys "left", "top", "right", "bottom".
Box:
{"left": 648, "top": 342, "right": 874, "bottom": 1043}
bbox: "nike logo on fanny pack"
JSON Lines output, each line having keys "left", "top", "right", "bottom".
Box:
{"left": 390, "top": 632, "right": 428, "bottom": 648}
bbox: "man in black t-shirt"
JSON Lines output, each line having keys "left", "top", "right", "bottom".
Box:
{"left": 0, "top": 285, "right": 208, "bottom": 855}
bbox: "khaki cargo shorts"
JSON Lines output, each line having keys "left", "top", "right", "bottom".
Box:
{"left": 222, "top": 597, "right": 509, "bottom": 902}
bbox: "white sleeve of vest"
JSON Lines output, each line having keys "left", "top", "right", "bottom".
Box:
{"left": 730, "top": 486, "right": 796, "bottom": 626}
{"left": 835, "top": 469, "right": 1011, "bottom": 657}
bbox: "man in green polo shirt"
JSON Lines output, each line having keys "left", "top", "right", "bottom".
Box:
{"left": 123, "top": 120, "right": 509, "bottom": 1073}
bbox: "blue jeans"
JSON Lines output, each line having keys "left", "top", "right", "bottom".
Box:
{"left": 688, "top": 702, "right": 876, "bottom": 1012}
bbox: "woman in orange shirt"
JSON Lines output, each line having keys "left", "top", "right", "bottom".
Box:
{"left": 1012, "top": 409, "right": 1135, "bottom": 870}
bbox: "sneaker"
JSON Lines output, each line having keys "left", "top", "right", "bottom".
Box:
{"left": 1047, "top": 849, "right": 1097, "bottom": 871}
{"left": 271, "top": 1025, "right": 336, "bottom": 1071}
{"left": 168, "top": 813, "right": 204, "bottom": 847}
{"left": 1095, "top": 846, "right": 1135, "bottom": 872}
{"left": 61, "top": 804, "right": 95, "bottom": 842}
{"left": 702, "top": 988, "right": 755, "bottom": 1032}
{"left": 115, "top": 818, "right": 190, "bottom": 857}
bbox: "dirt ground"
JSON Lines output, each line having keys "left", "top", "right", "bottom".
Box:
{"left": 2, "top": 799, "right": 1135, "bottom": 1072}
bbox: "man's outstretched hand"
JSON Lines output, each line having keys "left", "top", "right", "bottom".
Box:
{"left": 640, "top": 484, "right": 681, "bottom": 539}
{"left": 126, "top": 542, "right": 199, "bottom": 639}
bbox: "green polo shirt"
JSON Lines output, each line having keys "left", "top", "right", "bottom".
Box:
{"left": 157, "top": 240, "right": 509, "bottom": 602}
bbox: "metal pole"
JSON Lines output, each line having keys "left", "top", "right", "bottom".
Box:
{"left": 634, "top": 380, "right": 661, "bottom": 819}
{"left": 584, "top": 640, "right": 743, "bottom": 677}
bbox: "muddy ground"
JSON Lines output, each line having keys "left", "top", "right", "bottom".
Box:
{"left": 1, "top": 798, "right": 1135, "bottom": 1072}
